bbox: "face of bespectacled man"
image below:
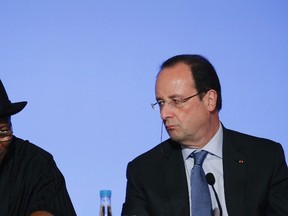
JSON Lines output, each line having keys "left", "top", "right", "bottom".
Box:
{"left": 0, "top": 117, "right": 13, "bottom": 160}
{"left": 155, "top": 62, "right": 219, "bottom": 149}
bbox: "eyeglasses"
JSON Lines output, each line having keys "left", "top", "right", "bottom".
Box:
{"left": 151, "top": 92, "right": 200, "bottom": 111}
{"left": 0, "top": 129, "right": 13, "bottom": 142}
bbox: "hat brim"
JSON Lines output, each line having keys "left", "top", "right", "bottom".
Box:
{"left": 0, "top": 101, "right": 27, "bottom": 118}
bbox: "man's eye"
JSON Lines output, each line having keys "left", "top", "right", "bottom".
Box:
{"left": 158, "top": 101, "right": 165, "bottom": 107}
{"left": 172, "top": 99, "right": 182, "bottom": 104}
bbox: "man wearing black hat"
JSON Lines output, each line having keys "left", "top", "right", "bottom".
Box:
{"left": 0, "top": 80, "right": 76, "bottom": 216}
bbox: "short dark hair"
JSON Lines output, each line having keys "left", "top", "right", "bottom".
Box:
{"left": 159, "top": 54, "right": 222, "bottom": 110}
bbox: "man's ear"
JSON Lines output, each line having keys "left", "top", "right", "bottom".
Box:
{"left": 206, "top": 90, "right": 217, "bottom": 111}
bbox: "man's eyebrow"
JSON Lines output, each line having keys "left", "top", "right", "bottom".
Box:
{"left": 156, "top": 94, "right": 183, "bottom": 101}
{"left": 170, "top": 94, "right": 183, "bottom": 98}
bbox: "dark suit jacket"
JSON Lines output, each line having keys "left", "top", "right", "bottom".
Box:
{"left": 0, "top": 137, "right": 76, "bottom": 216}
{"left": 121, "top": 127, "right": 288, "bottom": 216}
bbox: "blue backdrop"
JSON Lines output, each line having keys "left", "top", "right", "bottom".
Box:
{"left": 1, "top": 1, "right": 287, "bottom": 215}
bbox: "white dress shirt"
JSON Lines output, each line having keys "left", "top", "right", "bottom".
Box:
{"left": 182, "top": 124, "right": 229, "bottom": 216}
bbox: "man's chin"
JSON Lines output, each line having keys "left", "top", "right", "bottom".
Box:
{"left": 169, "top": 134, "right": 182, "bottom": 143}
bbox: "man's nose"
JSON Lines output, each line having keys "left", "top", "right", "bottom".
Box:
{"left": 160, "top": 102, "right": 174, "bottom": 120}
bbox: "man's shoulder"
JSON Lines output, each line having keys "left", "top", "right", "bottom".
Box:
{"left": 130, "top": 139, "right": 181, "bottom": 164}
{"left": 126, "top": 140, "right": 182, "bottom": 179}
{"left": 12, "top": 136, "right": 54, "bottom": 163}
{"left": 223, "top": 127, "right": 281, "bottom": 150}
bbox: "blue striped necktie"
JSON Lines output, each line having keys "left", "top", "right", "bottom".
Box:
{"left": 190, "top": 150, "right": 213, "bottom": 216}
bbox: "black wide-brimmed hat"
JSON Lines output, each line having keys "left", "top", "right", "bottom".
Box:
{"left": 0, "top": 80, "right": 27, "bottom": 118}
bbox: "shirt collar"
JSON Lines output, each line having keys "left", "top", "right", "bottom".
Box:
{"left": 182, "top": 123, "right": 223, "bottom": 160}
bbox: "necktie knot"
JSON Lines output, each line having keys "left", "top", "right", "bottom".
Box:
{"left": 192, "top": 150, "right": 208, "bottom": 166}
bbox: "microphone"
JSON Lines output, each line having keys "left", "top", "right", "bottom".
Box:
{"left": 206, "top": 173, "right": 223, "bottom": 216}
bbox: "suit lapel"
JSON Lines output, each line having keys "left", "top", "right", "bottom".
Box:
{"left": 223, "top": 128, "right": 247, "bottom": 215}
{"left": 162, "top": 140, "right": 190, "bottom": 216}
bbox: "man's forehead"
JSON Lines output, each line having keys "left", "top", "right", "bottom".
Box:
{"left": 0, "top": 116, "right": 11, "bottom": 124}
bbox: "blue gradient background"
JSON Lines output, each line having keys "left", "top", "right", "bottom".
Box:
{"left": 1, "top": 1, "right": 287, "bottom": 215}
